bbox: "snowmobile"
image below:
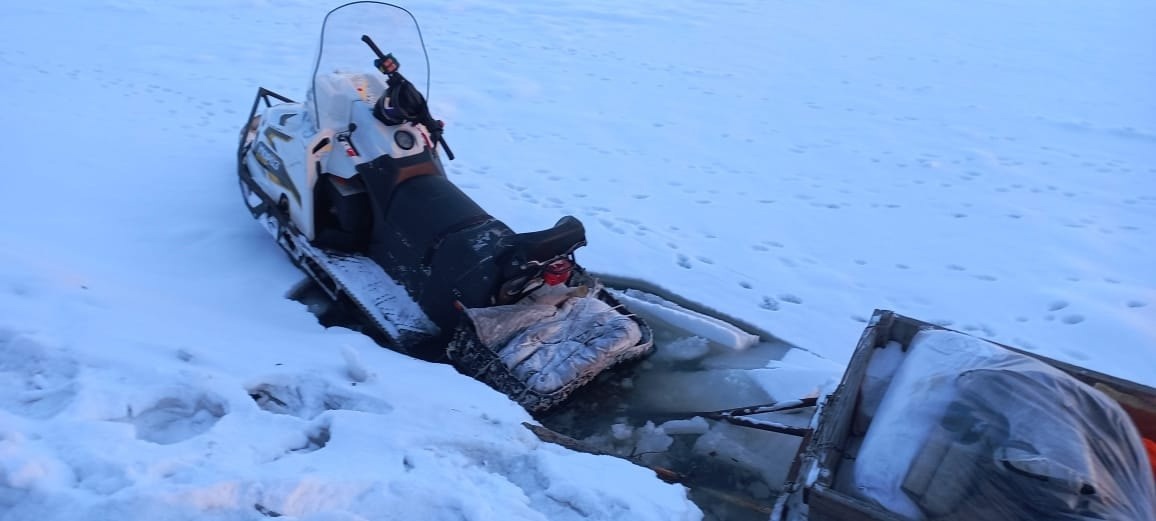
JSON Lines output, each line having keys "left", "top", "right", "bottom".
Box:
{"left": 236, "top": 1, "right": 653, "bottom": 413}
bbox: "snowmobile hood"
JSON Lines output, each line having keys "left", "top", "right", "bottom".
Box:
{"left": 307, "top": 1, "right": 430, "bottom": 132}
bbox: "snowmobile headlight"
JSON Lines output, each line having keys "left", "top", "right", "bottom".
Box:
{"left": 394, "top": 130, "right": 416, "bottom": 150}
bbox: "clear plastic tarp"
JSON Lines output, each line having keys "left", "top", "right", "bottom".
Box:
{"left": 851, "top": 329, "right": 1156, "bottom": 521}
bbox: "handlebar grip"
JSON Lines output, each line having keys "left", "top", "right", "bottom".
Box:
{"left": 360, "top": 34, "right": 387, "bottom": 59}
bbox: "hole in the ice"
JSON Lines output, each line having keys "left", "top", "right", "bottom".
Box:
{"left": 287, "top": 273, "right": 811, "bottom": 519}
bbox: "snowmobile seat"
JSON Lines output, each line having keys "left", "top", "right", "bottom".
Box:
{"left": 502, "top": 216, "right": 586, "bottom": 267}
{"left": 372, "top": 174, "right": 493, "bottom": 270}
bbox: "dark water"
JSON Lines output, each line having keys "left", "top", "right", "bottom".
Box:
{"left": 534, "top": 303, "right": 809, "bottom": 521}
{"left": 289, "top": 277, "right": 813, "bottom": 520}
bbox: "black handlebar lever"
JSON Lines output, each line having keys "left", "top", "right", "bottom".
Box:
{"left": 360, "top": 34, "right": 387, "bottom": 60}
{"left": 361, "top": 34, "right": 454, "bottom": 161}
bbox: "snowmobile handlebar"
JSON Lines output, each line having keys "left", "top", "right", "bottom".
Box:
{"left": 360, "top": 34, "right": 387, "bottom": 60}
{"left": 361, "top": 34, "right": 455, "bottom": 161}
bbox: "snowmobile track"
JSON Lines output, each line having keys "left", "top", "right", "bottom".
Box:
{"left": 243, "top": 172, "right": 439, "bottom": 353}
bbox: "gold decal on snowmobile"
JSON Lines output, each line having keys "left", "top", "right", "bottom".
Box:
{"left": 264, "top": 126, "right": 293, "bottom": 151}
{"left": 253, "top": 141, "right": 301, "bottom": 204}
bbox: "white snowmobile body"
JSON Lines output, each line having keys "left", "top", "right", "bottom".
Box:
{"left": 236, "top": 1, "right": 654, "bottom": 413}
{"left": 242, "top": 72, "right": 436, "bottom": 241}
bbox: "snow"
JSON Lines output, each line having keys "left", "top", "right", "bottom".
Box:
{"left": 424, "top": 0, "right": 1156, "bottom": 385}
{"left": 0, "top": 311, "right": 698, "bottom": 520}
{"left": 1, "top": 0, "right": 1154, "bottom": 519}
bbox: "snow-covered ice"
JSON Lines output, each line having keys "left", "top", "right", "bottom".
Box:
{"left": 1, "top": 0, "right": 1154, "bottom": 518}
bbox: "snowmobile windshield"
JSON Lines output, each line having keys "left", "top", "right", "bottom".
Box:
{"left": 308, "top": 1, "right": 430, "bottom": 132}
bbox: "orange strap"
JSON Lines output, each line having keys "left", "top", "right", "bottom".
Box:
{"left": 1145, "top": 438, "right": 1156, "bottom": 480}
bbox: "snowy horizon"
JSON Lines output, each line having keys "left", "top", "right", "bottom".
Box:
{"left": 1, "top": 0, "right": 1153, "bottom": 519}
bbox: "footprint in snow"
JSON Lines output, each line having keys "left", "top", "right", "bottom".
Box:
{"left": 779, "top": 294, "right": 803, "bottom": 305}
{"left": 248, "top": 374, "right": 393, "bottom": 420}
{"left": 128, "top": 391, "right": 228, "bottom": 445}
{"left": 9, "top": 281, "right": 36, "bottom": 297}
{"left": 0, "top": 330, "right": 79, "bottom": 420}
{"left": 286, "top": 420, "right": 332, "bottom": 455}
{"left": 598, "top": 219, "right": 625, "bottom": 235}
